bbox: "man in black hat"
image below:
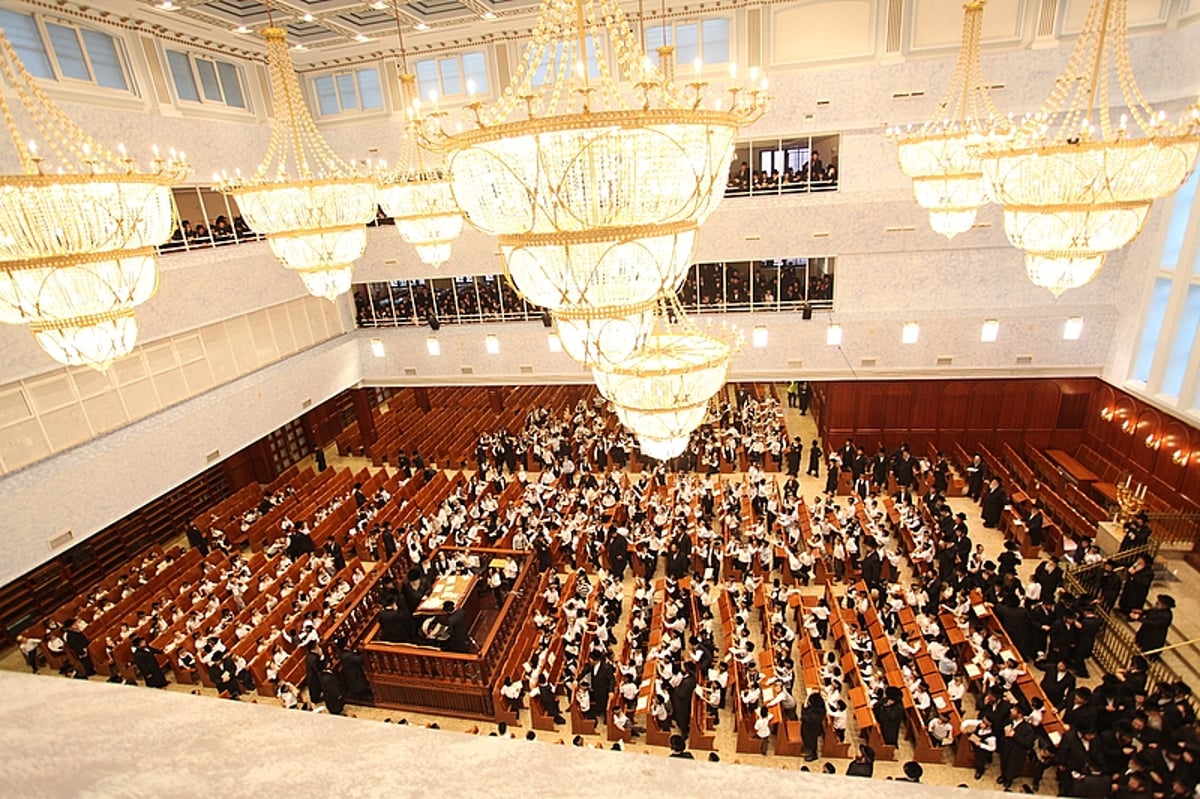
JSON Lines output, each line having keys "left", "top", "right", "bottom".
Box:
{"left": 877, "top": 686, "right": 905, "bottom": 746}
{"left": 1132, "top": 594, "right": 1175, "bottom": 657}
{"left": 131, "top": 636, "right": 168, "bottom": 688}
{"left": 845, "top": 744, "right": 875, "bottom": 777}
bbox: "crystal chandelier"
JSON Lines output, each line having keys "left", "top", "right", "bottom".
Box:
{"left": 889, "top": 0, "right": 1007, "bottom": 239}
{"left": 414, "top": 0, "right": 768, "bottom": 367}
{"left": 593, "top": 297, "right": 740, "bottom": 459}
{"left": 218, "top": 27, "right": 376, "bottom": 301}
{"left": 375, "top": 4, "right": 464, "bottom": 269}
{"left": 977, "top": 0, "right": 1200, "bottom": 295}
{"left": 0, "top": 32, "right": 187, "bottom": 370}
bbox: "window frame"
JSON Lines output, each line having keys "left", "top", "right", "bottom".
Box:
{"left": 413, "top": 51, "right": 491, "bottom": 102}
{"left": 645, "top": 16, "right": 732, "bottom": 69}
{"left": 0, "top": 10, "right": 136, "bottom": 96}
{"left": 309, "top": 66, "right": 384, "bottom": 117}
{"left": 163, "top": 47, "right": 250, "bottom": 111}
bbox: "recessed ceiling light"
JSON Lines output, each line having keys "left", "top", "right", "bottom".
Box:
{"left": 157, "top": 0, "right": 179, "bottom": 10}
{"left": 303, "top": 12, "right": 315, "bottom": 22}
{"left": 481, "top": 11, "right": 497, "bottom": 20}
{"left": 371, "top": 1, "right": 387, "bottom": 8}
{"left": 413, "top": 21, "right": 430, "bottom": 31}
{"left": 292, "top": 43, "right": 307, "bottom": 51}
{"left": 355, "top": 33, "right": 370, "bottom": 42}
{"left": 234, "top": 25, "right": 250, "bottom": 34}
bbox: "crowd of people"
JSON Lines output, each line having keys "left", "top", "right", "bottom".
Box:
{"left": 17, "top": 387, "right": 1200, "bottom": 796}
{"left": 726, "top": 152, "right": 839, "bottom": 195}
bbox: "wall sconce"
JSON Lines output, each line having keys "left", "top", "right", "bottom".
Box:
{"left": 1172, "top": 449, "right": 1190, "bottom": 466}
{"left": 1099, "top": 406, "right": 1115, "bottom": 422}
{"left": 1145, "top": 434, "right": 1162, "bottom": 451}
{"left": 1121, "top": 419, "right": 1137, "bottom": 435}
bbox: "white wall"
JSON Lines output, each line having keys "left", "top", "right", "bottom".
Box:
{"left": 0, "top": 336, "right": 362, "bottom": 587}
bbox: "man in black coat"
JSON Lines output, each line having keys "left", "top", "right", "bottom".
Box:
{"left": 185, "top": 523, "right": 209, "bottom": 556}
{"left": 877, "top": 687, "right": 905, "bottom": 746}
{"left": 845, "top": 744, "right": 875, "bottom": 777}
{"left": 607, "top": 530, "right": 629, "bottom": 579}
{"left": 1132, "top": 594, "right": 1175, "bottom": 656}
{"left": 131, "top": 637, "right": 168, "bottom": 688}
{"left": 586, "top": 651, "right": 615, "bottom": 722}
{"left": 860, "top": 540, "right": 883, "bottom": 593}
{"left": 981, "top": 478, "right": 1007, "bottom": 528}
{"left": 785, "top": 438, "right": 803, "bottom": 477}
{"left": 670, "top": 671, "right": 697, "bottom": 738}
{"left": 320, "top": 665, "right": 346, "bottom": 715}
{"left": 800, "top": 689, "right": 826, "bottom": 761}
{"left": 1041, "top": 660, "right": 1077, "bottom": 711}
{"left": 305, "top": 644, "right": 325, "bottom": 704}
{"left": 338, "top": 646, "right": 371, "bottom": 700}
{"left": 998, "top": 705, "right": 1036, "bottom": 789}
{"left": 377, "top": 600, "right": 411, "bottom": 643}
{"left": 63, "top": 619, "right": 95, "bottom": 676}
{"left": 440, "top": 600, "right": 471, "bottom": 653}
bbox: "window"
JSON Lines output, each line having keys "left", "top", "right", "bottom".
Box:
{"left": 531, "top": 37, "right": 600, "bottom": 87}
{"left": 165, "top": 49, "right": 247, "bottom": 109}
{"left": 646, "top": 18, "right": 731, "bottom": 67}
{"left": 1132, "top": 278, "right": 1173, "bottom": 383}
{"left": 414, "top": 52, "right": 489, "bottom": 100}
{"left": 1163, "top": 285, "right": 1200, "bottom": 397}
{"left": 312, "top": 68, "right": 382, "bottom": 116}
{"left": 729, "top": 133, "right": 841, "bottom": 196}
{"left": 1160, "top": 169, "right": 1199, "bottom": 269}
{"left": 0, "top": 10, "right": 131, "bottom": 91}
{"left": 0, "top": 10, "right": 53, "bottom": 78}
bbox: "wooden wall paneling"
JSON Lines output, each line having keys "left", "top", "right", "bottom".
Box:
{"left": 1157, "top": 419, "right": 1192, "bottom": 494}
{"left": 1129, "top": 408, "right": 1162, "bottom": 474}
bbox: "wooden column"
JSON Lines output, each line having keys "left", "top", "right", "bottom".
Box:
{"left": 487, "top": 386, "right": 505, "bottom": 414}
{"left": 352, "top": 388, "right": 379, "bottom": 448}
{"left": 412, "top": 386, "right": 432, "bottom": 413}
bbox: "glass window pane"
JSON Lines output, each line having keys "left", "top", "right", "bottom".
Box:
{"left": 439, "top": 57, "right": 461, "bottom": 95}
{"left": 0, "top": 10, "right": 53, "bottom": 78}
{"left": 335, "top": 72, "right": 358, "bottom": 110}
{"left": 81, "top": 29, "right": 126, "bottom": 90}
{"left": 357, "top": 68, "right": 382, "bottom": 109}
{"left": 415, "top": 59, "right": 439, "bottom": 101}
{"left": 166, "top": 50, "right": 200, "bottom": 102}
{"left": 584, "top": 35, "right": 600, "bottom": 79}
{"left": 1163, "top": 285, "right": 1200, "bottom": 397}
{"left": 195, "top": 58, "right": 222, "bottom": 102}
{"left": 46, "top": 23, "right": 90, "bottom": 81}
{"left": 1162, "top": 169, "right": 1198, "bottom": 269}
{"left": 645, "top": 24, "right": 671, "bottom": 51}
{"left": 675, "top": 23, "right": 699, "bottom": 66}
{"left": 531, "top": 45, "right": 554, "bottom": 87}
{"left": 216, "top": 61, "right": 245, "bottom": 108}
{"left": 701, "top": 18, "right": 730, "bottom": 64}
{"left": 462, "top": 52, "right": 489, "bottom": 95}
{"left": 313, "top": 74, "right": 338, "bottom": 115}
{"left": 1132, "top": 277, "right": 1173, "bottom": 382}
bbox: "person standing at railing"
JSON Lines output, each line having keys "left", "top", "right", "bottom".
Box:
{"left": 1130, "top": 594, "right": 1175, "bottom": 659}
{"left": 1117, "top": 555, "right": 1155, "bottom": 617}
